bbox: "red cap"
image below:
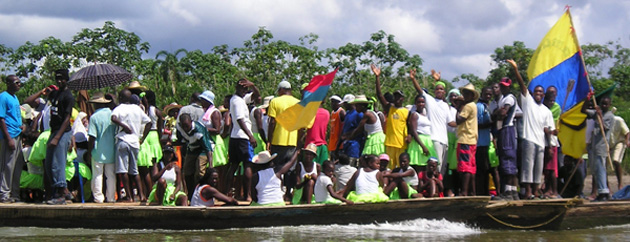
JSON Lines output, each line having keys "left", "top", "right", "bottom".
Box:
{"left": 500, "top": 77, "right": 512, "bottom": 87}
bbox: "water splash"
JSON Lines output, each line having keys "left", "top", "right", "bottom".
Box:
{"left": 246, "top": 218, "right": 481, "bottom": 240}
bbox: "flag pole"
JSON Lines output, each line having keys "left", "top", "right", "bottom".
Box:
{"left": 568, "top": 10, "right": 615, "bottom": 171}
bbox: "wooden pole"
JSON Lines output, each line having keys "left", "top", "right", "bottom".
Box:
{"left": 568, "top": 10, "right": 615, "bottom": 182}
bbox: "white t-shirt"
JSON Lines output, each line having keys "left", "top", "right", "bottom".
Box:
{"left": 447, "top": 106, "right": 457, "bottom": 134}
{"left": 230, "top": 93, "right": 253, "bottom": 139}
{"left": 521, "top": 93, "right": 554, "bottom": 147}
{"left": 497, "top": 94, "right": 517, "bottom": 129}
{"left": 422, "top": 90, "right": 453, "bottom": 144}
{"left": 314, "top": 174, "right": 335, "bottom": 203}
{"left": 334, "top": 164, "right": 357, "bottom": 192}
{"left": 111, "top": 103, "right": 151, "bottom": 149}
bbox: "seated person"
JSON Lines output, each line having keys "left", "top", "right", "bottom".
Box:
{"left": 314, "top": 160, "right": 354, "bottom": 204}
{"left": 293, "top": 144, "right": 320, "bottom": 204}
{"left": 343, "top": 154, "right": 389, "bottom": 203}
{"left": 251, "top": 150, "right": 298, "bottom": 206}
{"left": 418, "top": 157, "right": 444, "bottom": 198}
{"left": 190, "top": 167, "right": 238, "bottom": 207}
{"left": 379, "top": 154, "right": 392, "bottom": 187}
{"left": 334, "top": 154, "right": 356, "bottom": 192}
{"left": 148, "top": 146, "right": 188, "bottom": 206}
{"left": 383, "top": 152, "right": 420, "bottom": 199}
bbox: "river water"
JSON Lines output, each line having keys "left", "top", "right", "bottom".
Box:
{"left": 1, "top": 219, "right": 629, "bottom": 241}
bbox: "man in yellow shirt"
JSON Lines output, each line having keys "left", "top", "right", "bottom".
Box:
{"left": 454, "top": 83, "right": 478, "bottom": 196}
{"left": 267, "top": 80, "right": 300, "bottom": 199}
{"left": 371, "top": 64, "right": 409, "bottom": 169}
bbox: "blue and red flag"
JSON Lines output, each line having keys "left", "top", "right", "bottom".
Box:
{"left": 276, "top": 69, "right": 337, "bottom": 131}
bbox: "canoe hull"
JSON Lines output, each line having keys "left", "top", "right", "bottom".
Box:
{"left": 0, "top": 196, "right": 490, "bottom": 230}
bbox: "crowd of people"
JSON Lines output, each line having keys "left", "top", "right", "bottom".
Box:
{"left": 0, "top": 59, "right": 627, "bottom": 207}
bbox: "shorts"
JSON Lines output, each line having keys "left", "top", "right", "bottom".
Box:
{"left": 229, "top": 138, "right": 254, "bottom": 164}
{"left": 612, "top": 142, "right": 627, "bottom": 163}
{"left": 521, "top": 140, "right": 544, "bottom": 184}
{"left": 116, "top": 140, "right": 139, "bottom": 175}
{"left": 544, "top": 146, "right": 558, "bottom": 177}
{"left": 270, "top": 145, "right": 297, "bottom": 170}
{"left": 313, "top": 144, "right": 329, "bottom": 165}
{"left": 498, "top": 126, "right": 518, "bottom": 175}
{"left": 456, "top": 144, "right": 476, "bottom": 174}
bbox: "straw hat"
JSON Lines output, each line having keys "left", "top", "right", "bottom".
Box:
{"left": 302, "top": 143, "right": 318, "bottom": 155}
{"left": 350, "top": 95, "right": 372, "bottom": 104}
{"left": 459, "top": 83, "right": 479, "bottom": 101}
{"left": 88, "top": 92, "right": 112, "bottom": 104}
{"left": 259, "top": 96, "right": 274, "bottom": 109}
{"left": 163, "top": 103, "right": 182, "bottom": 114}
{"left": 252, "top": 151, "right": 278, "bottom": 164}
{"left": 218, "top": 105, "right": 229, "bottom": 113}
{"left": 128, "top": 81, "right": 147, "bottom": 90}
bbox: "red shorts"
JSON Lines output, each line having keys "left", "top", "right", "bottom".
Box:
{"left": 457, "top": 144, "right": 477, "bottom": 174}
{"left": 544, "top": 146, "right": 558, "bottom": 177}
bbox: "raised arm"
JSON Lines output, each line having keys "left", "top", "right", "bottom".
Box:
{"left": 507, "top": 59, "right": 528, "bottom": 96}
{"left": 409, "top": 69, "right": 423, "bottom": 94}
{"left": 277, "top": 149, "right": 300, "bottom": 178}
{"left": 371, "top": 64, "right": 390, "bottom": 108}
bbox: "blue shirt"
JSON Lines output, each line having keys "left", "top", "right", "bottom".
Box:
{"left": 88, "top": 108, "right": 117, "bottom": 164}
{"left": 477, "top": 102, "right": 491, "bottom": 146}
{"left": 0, "top": 91, "right": 22, "bottom": 139}
{"left": 341, "top": 109, "right": 364, "bottom": 158}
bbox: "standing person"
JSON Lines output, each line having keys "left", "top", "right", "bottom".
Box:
{"left": 371, "top": 64, "right": 408, "bottom": 169}
{"left": 250, "top": 99, "right": 267, "bottom": 155}
{"left": 178, "top": 92, "right": 205, "bottom": 123}
{"left": 304, "top": 103, "right": 330, "bottom": 164}
{"left": 509, "top": 59, "right": 556, "bottom": 200}
{"left": 346, "top": 95, "right": 385, "bottom": 156}
{"left": 137, "top": 90, "right": 163, "bottom": 199}
{"left": 176, "top": 113, "right": 214, "bottom": 198}
{"left": 111, "top": 89, "right": 151, "bottom": 202}
{"left": 407, "top": 94, "right": 436, "bottom": 170}
{"left": 409, "top": 69, "right": 455, "bottom": 175}
{"left": 199, "top": 91, "right": 228, "bottom": 170}
{"left": 493, "top": 77, "right": 520, "bottom": 200}
{"left": 582, "top": 96, "right": 614, "bottom": 201}
{"left": 0, "top": 75, "right": 24, "bottom": 203}
{"left": 227, "top": 79, "right": 260, "bottom": 201}
{"left": 338, "top": 94, "right": 363, "bottom": 166}
{"left": 610, "top": 108, "right": 630, "bottom": 190}
{"left": 267, "top": 80, "right": 299, "bottom": 199}
{"left": 454, "top": 84, "right": 479, "bottom": 196}
{"left": 44, "top": 69, "right": 75, "bottom": 205}
{"left": 476, "top": 87, "right": 493, "bottom": 195}
{"left": 543, "top": 91, "right": 560, "bottom": 198}
{"left": 86, "top": 93, "right": 117, "bottom": 203}
{"left": 328, "top": 95, "right": 345, "bottom": 161}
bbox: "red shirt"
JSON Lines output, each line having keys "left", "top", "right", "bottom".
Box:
{"left": 305, "top": 108, "right": 330, "bottom": 146}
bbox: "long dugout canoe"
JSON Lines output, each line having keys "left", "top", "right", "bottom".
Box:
{"left": 0, "top": 196, "right": 490, "bottom": 230}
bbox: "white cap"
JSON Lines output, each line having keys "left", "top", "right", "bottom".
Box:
{"left": 329, "top": 95, "right": 342, "bottom": 102}
{"left": 199, "top": 91, "right": 216, "bottom": 105}
{"left": 342, "top": 94, "right": 355, "bottom": 104}
{"left": 277, "top": 81, "right": 291, "bottom": 90}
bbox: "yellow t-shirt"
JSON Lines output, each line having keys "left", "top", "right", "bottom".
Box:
{"left": 385, "top": 106, "right": 409, "bottom": 149}
{"left": 456, "top": 102, "right": 478, "bottom": 145}
{"left": 267, "top": 95, "right": 300, "bottom": 146}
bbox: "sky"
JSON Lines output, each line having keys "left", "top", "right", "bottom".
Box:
{"left": 1, "top": 0, "right": 629, "bottom": 81}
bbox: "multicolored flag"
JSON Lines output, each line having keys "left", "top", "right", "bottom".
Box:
{"left": 527, "top": 10, "right": 590, "bottom": 112}
{"left": 276, "top": 69, "right": 337, "bottom": 131}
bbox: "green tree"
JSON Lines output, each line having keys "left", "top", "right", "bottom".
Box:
{"left": 72, "top": 21, "right": 150, "bottom": 71}
{"left": 153, "top": 48, "right": 188, "bottom": 97}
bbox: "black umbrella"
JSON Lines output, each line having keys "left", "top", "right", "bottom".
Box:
{"left": 68, "top": 63, "right": 133, "bottom": 90}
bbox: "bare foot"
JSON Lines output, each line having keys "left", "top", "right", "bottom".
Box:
{"left": 587, "top": 194, "right": 597, "bottom": 201}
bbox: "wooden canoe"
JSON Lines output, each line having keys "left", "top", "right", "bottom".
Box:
{"left": 474, "top": 198, "right": 584, "bottom": 230}
{"left": 0, "top": 196, "right": 490, "bottom": 230}
{"left": 561, "top": 200, "right": 630, "bottom": 230}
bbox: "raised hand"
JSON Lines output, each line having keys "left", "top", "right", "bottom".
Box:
{"left": 506, "top": 59, "right": 517, "bottom": 68}
{"left": 409, "top": 69, "right": 417, "bottom": 80}
{"left": 431, "top": 69, "right": 441, "bottom": 81}
{"left": 370, "top": 64, "right": 381, "bottom": 77}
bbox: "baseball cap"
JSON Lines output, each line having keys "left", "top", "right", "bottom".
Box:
{"left": 329, "top": 95, "right": 342, "bottom": 102}
{"left": 342, "top": 94, "right": 355, "bottom": 104}
{"left": 278, "top": 81, "right": 291, "bottom": 90}
{"left": 500, "top": 77, "right": 512, "bottom": 87}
